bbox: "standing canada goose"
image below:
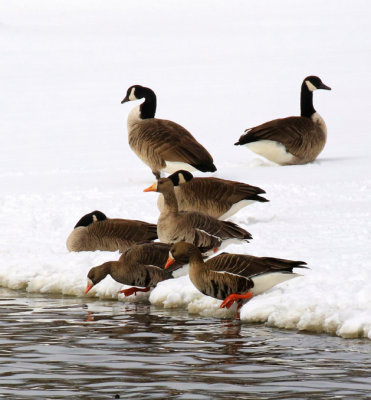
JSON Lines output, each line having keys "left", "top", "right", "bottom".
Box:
{"left": 85, "top": 242, "right": 184, "bottom": 297}
{"left": 66, "top": 210, "right": 158, "bottom": 253}
{"left": 165, "top": 242, "right": 307, "bottom": 318}
{"left": 235, "top": 76, "right": 331, "bottom": 165}
{"left": 144, "top": 178, "right": 252, "bottom": 253}
{"left": 157, "top": 170, "right": 269, "bottom": 220}
{"left": 121, "top": 85, "right": 216, "bottom": 178}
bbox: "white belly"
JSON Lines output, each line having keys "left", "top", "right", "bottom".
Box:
{"left": 163, "top": 161, "right": 197, "bottom": 175}
{"left": 250, "top": 272, "right": 300, "bottom": 295}
{"left": 245, "top": 140, "right": 294, "bottom": 165}
{"left": 219, "top": 200, "right": 254, "bottom": 220}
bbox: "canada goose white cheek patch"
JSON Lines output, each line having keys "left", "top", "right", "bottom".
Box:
{"left": 305, "top": 80, "right": 317, "bottom": 91}
{"left": 178, "top": 173, "right": 187, "bottom": 185}
{"left": 128, "top": 87, "right": 137, "bottom": 101}
{"left": 245, "top": 140, "right": 294, "bottom": 164}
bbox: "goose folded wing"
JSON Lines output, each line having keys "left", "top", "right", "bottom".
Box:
{"left": 148, "top": 119, "right": 214, "bottom": 167}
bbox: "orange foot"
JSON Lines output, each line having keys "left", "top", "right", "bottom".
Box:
{"left": 220, "top": 292, "right": 253, "bottom": 309}
{"left": 119, "top": 287, "right": 150, "bottom": 297}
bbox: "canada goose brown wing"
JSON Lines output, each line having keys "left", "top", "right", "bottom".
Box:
{"left": 236, "top": 117, "right": 315, "bottom": 154}
{"left": 207, "top": 253, "right": 307, "bottom": 277}
{"left": 121, "top": 262, "right": 171, "bottom": 287}
{"left": 93, "top": 219, "right": 158, "bottom": 241}
{"left": 142, "top": 118, "right": 216, "bottom": 172}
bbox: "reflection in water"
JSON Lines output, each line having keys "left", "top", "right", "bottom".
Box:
{"left": 0, "top": 287, "right": 370, "bottom": 399}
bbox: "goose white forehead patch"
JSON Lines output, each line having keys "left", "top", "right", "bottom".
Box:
{"left": 87, "top": 278, "right": 93, "bottom": 286}
{"left": 168, "top": 251, "right": 174, "bottom": 260}
{"left": 305, "top": 80, "right": 317, "bottom": 92}
{"left": 129, "top": 87, "right": 137, "bottom": 101}
{"left": 92, "top": 214, "right": 98, "bottom": 222}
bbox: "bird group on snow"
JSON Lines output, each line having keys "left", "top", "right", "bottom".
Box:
{"left": 67, "top": 76, "right": 331, "bottom": 318}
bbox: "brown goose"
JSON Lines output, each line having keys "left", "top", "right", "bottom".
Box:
{"left": 144, "top": 178, "right": 252, "bottom": 253}
{"left": 66, "top": 210, "right": 157, "bottom": 253}
{"left": 165, "top": 242, "right": 307, "bottom": 317}
{"left": 85, "top": 242, "right": 184, "bottom": 297}
{"left": 121, "top": 85, "right": 216, "bottom": 178}
{"left": 235, "top": 76, "right": 331, "bottom": 165}
{"left": 157, "top": 170, "right": 269, "bottom": 219}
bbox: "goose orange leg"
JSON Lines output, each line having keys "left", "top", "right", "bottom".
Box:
{"left": 119, "top": 287, "right": 150, "bottom": 297}
{"left": 220, "top": 292, "right": 253, "bottom": 310}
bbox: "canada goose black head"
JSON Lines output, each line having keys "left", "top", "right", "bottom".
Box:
{"left": 303, "top": 76, "right": 331, "bottom": 92}
{"left": 74, "top": 210, "right": 107, "bottom": 229}
{"left": 121, "top": 85, "right": 150, "bottom": 103}
{"left": 121, "top": 85, "right": 157, "bottom": 119}
{"left": 168, "top": 170, "right": 194, "bottom": 186}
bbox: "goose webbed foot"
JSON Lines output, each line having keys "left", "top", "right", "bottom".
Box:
{"left": 220, "top": 292, "right": 253, "bottom": 310}
{"left": 119, "top": 287, "right": 150, "bottom": 297}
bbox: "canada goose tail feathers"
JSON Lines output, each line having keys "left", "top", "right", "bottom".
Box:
{"left": 251, "top": 194, "right": 269, "bottom": 203}
{"left": 192, "top": 160, "right": 217, "bottom": 173}
{"left": 221, "top": 220, "right": 252, "bottom": 240}
{"left": 234, "top": 128, "right": 258, "bottom": 146}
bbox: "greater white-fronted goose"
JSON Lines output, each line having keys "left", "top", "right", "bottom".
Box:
{"left": 66, "top": 210, "right": 158, "bottom": 253}
{"left": 157, "top": 170, "right": 269, "bottom": 220}
{"left": 121, "top": 85, "right": 216, "bottom": 178}
{"left": 235, "top": 76, "right": 331, "bottom": 165}
{"left": 144, "top": 178, "right": 252, "bottom": 253}
{"left": 85, "top": 242, "right": 184, "bottom": 297}
{"left": 165, "top": 242, "right": 307, "bottom": 317}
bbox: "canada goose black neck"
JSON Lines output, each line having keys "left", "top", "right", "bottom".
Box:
{"left": 300, "top": 81, "right": 315, "bottom": 118}
{"left": 140, "top": 88, "right": 157, "bottom": 119}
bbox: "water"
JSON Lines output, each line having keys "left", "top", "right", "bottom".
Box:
{"left": 0, "top": 288, "right": 370, "bottom": 400}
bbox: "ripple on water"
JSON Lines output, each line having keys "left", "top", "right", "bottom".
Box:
{"left": 0, "top": 288, "right": 371, "bottom": 399}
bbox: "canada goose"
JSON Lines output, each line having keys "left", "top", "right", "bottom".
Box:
{"left": 165, "top": 242, "right": 307, "bottom": 318}
{"left": 235, "top": 76, "right": 331, "bottom": 165}
{"left": 66, "top": 210, "right": 157, "bottom": 253}
{"left": 144, "top": 178, "right": 252, "bottom": 253}
{"left": 85, "top": 242, "right": 184, "bottom": 297}
{"left": 157, "top": 170, "right": 269, "bottom": 220}
{"left": 121, "top": 85, "right": 216, "bottom": 178}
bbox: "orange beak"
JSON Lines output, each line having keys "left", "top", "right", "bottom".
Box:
{"left": 143, "top": 182, "right": 157, "bottom": 192}
{"left": 164, "top": 254, "right": 175, "bottom": 269}
{"left": 85, "top": 284, "right": 93, "bottom": 294}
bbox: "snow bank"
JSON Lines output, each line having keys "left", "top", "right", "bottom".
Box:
{"left": 1, "top": 0, "right": 370, "bottom": 339}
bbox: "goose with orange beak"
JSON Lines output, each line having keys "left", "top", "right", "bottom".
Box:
{"left": 84, "top": 242, "right": 184, "bottom": 297}
{"left": 144, "top": 178, "right": 252, "bottom": 254}
{"left": 165, "top": 242, "right": 307, "bottom": 319}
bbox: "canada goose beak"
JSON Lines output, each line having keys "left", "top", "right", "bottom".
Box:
{"left": 319, "top": 83, "right": 331, "bottom": 90}
{"left": 143, "top": 182, "right": 157, "bottom": 192}
{"left": 121, "top": 95, "right": 130, "bottom": 104}
{"left": 85, "top": 278, "right": 94, "bottom": 294}
{"left": 164, "top": 254, "right": 175, "bottom": 269}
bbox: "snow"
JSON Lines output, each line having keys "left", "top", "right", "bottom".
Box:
{"left": 1, "top": 0, "right": 370, "bottom": 339}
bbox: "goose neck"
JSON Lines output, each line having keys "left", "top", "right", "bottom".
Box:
{"left": 162, "top": 189, "right": 179, "bottom": 213}
{"left": 140, "top": 89, "right": 157, "bottom": 119}
{"left": 300, "top": 82, "right": 316, "bottom": 118}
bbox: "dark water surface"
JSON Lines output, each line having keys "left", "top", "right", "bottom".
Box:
{"left": 0, "top": 288, "right": 370, "bottom": 399}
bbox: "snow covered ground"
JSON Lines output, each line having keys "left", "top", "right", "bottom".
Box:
{"left": 1, "top": 1, "right": 370, "bottom": 339}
